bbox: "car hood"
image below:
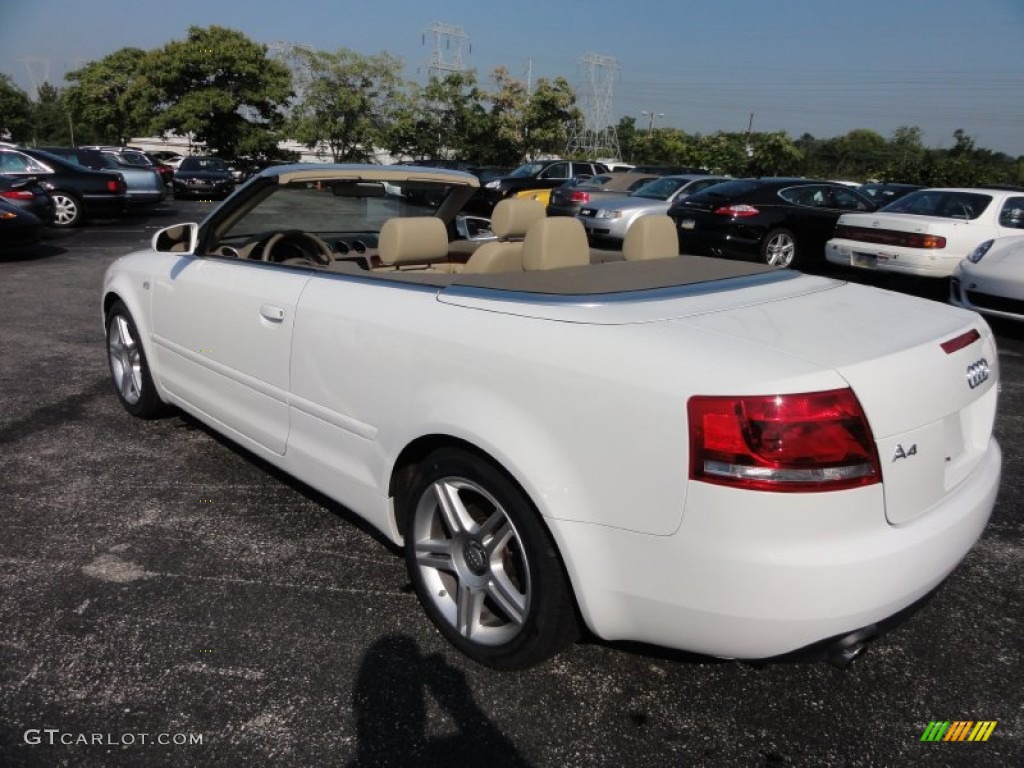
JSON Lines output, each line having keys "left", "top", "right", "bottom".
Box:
{"left": 960, "top": 235, "right": 1024, "bottom": 276}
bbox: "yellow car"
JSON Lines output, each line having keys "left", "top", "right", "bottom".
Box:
{"left": 512, "top": 187, "right": 554, "bottom": 206}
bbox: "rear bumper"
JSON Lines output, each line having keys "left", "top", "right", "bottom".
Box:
{"left": 173, "top": 183, "right": 233, "bottom": 199}
{"left": 579, "top": 216, "right": 630, "bottom": 241}
{"left": 826, "top": 239, "right": 960, "bottom": 277}
{"left": 551, "top": 438, "right": 1000, "bottom": 659}
{"left": 126, "top": 190, "right": 167, "bottom": 206}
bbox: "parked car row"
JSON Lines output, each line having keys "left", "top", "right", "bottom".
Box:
{"left": 0, "top": 144, "right": 237, "bottom": 235}
{"left": 462, "top": 166, "right": 1024, "bottom": 326}
{"left": 0, "top": 146, "right": 128, "bottom": 227}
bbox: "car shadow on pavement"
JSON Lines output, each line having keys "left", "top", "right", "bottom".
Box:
{"left": 0, "top": 242, "right": 67, "bottom": 262}
{"left": 171, "top": 411, "right": 403, "bottom": 555}
{"left": 346, "top": 634, "right": 533, "bottom": 768}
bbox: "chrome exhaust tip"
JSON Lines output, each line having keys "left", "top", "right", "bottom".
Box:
{"left": 825, "top": 627, "right": 877, "bottom": 669}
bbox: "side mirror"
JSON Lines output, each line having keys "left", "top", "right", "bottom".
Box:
{"left": 455, "top": 214, "right": 496, "bottom": 241}
{"left": 153, "top": 222, "right": 198, "bottom": 254}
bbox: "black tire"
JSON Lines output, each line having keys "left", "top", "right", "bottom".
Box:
{"left": 403, "top": 448, "right": 578, "bottom": 670}
{"left": 105, "top": 300, "right": 166, "bottom": 418}
{"left": 50, "top": 190, "right": 83, "bottom": 227}
{"left": 761, "top": 227, "right": 800, "bottom": 268}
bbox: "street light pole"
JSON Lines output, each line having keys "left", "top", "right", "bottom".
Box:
{"left": 641, "top": 109, "right": 664, "bottom": 134}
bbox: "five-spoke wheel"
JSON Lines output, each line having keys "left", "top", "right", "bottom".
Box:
{"left": 404, "top": 448, "right": 577, "bottom": 669}
{"left": 761, "top": 228, "right": 799, "bottom": 268}
{"left": 105, "top": 300, "right": 165, "bottom": 418}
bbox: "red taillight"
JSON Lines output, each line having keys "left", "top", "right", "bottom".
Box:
{"left": 106, "top": 179, "right": 125, "bottom": 193}
{"left": 941, "top": 328, "right": 981, "bottom": 355}
{"left": 688, "top": 388, "right": 880, "bottom": 492}
{"left": 0, "top": 189, "right": 34, "bottom": 200}
{"left": 569, "top": 191, "right": 591, "bottom": 203}
{"left": 834, "top": 225, "right": 946, "bottom": 249}
{"left": 714, "top": 204, "right": 759, "bottom": 217}
{"left": 905, "top": 233, "right": 946, "bottom": 248}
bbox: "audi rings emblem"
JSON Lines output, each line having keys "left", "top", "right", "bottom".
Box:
{"left": 966, "top": 358, "right": 990, "bottom": 389}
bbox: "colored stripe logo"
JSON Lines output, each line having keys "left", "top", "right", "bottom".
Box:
{"left": 920, "top": 721, "right": 997, "bottom": 742}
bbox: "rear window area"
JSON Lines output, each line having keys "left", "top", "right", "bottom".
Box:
{"left": 999, "top": 197, "right": 1024, "bottom": 229}
{"left": 687, "top": 180, "right": 759, "bottom": 200}
{"left": 881, "top": 190, "right": 992, "bottom": 220}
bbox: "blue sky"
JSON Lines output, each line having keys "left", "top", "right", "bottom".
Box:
{"left": 2, "top": 0, "right": 1023, "bottom": 156}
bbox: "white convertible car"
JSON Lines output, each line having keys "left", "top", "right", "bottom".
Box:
{"left": 103, "top": 164, "right": 1002, "bottom": 670}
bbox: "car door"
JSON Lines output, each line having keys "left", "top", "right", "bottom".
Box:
{"left": 150, "top": 256, "right": 310, "bottom": 456}
{"left": 538, "top": 162, "right": 571, "bottom": 183}
{"left": 781, "top": 184, "right": 857, "bottom": 258}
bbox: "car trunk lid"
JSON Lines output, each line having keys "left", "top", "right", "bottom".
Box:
{"left": 442, "top": 271, "right": 998, "bottom": 524}
{"left": 684, "top": 281, "right": 998, "bottom": 524}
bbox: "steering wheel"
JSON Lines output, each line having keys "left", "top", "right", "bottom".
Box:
{"left": 260, "top": 230, "right": 333, "bottom": 265}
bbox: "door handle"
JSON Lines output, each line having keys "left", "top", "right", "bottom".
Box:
{"left": 259, "top": 304, "right": 285, "bottom": 322}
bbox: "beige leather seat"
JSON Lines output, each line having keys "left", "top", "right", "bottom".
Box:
{"left": 521, "top": 216, "right": 590, "bottom": 271}
{"left": 377, "top": 217, "right": 449, "bottom": 270}
{"left": 461, "top": 198, "right": 546, "bottom": 274}
{"left": 622, "top": 215, "right": 679, "bottom": 261}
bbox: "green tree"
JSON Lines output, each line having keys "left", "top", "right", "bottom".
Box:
{"left": 64, "top": 48, "right": 151, "bottom": 146}
{"left": 524, "top": 76, "right": 580, "bottom": 158}
{"left": 746, "top": 132, "right": 803, "bottom": 176}
{"left": 144, "top": 25, "right": 292, "bottom": 158}
{"left": 883, "top": 125, "right": 928, "bottom": 182}
{"left": 616, "top": 115, "right": 639, "bottom": 162}
{"left": 421, "top": 71, "right": 491, "bottom": 160}
{"left": 484, "top": 67, "right": 529, "bottom": 165}
{"left": 379, "top": 83, "right": 432, "bottom": 160}
{"left": 31, "top": 82, "right": 74, "bottom": 145}
{"left": 288, "top": 47, "right": 405, "bottom": 162}
{"left": 0, "top": 73, "right": 33, "bottom": 142}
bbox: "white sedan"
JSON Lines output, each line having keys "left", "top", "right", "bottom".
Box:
{"left": 826, "top": 187, "right": 1024, "bottom": 277}
{"left": 103, "top": 164, "right": 1002, "bottom": 670}
{"left": 951, "top": 234, "right": 1024, "bottom": 321}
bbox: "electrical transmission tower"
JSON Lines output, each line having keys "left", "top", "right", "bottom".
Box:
{"left": 422, "top": 22, "right": 470, "bottom": 79}
{"left": 566, "top": 53, "right": 621, "bottom": 160}
{"left": 267, "top": 41, "right": 317, "bottom": 102}
{"left": 19, "top": 58, "right": 52, "bottom": 97}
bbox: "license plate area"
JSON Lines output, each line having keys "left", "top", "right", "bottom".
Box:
{"left": 680, "top": 218, "right": 696, "bottom": 230}
{"left": 852, "top": 251, "right": 877, "bottom": 268}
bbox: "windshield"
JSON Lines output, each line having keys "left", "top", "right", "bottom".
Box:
{"left": 180, "top": 157, "right": 229, "bottom": 172}
{"left": 881, "top": 190, "right": 992, "bottom": 220}
{"left": 116, "top": 152, "right": 150, "bottom": 167}
{"left": 508, "top": 163, "right": 546, "bottom": 178}
{"left": 218, "top": 179, "right": 461, "bottom": 241}
{"left": 632, "top": 177, "right": 689, "bottom": 201}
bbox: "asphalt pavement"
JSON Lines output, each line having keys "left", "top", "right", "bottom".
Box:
{"left": 0, "top": 202, "right": 1021, "bottom": 767}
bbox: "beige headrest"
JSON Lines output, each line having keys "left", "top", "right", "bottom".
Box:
{"left": 491, "top": 198, "right": 546, "bottom": 239}
{"left": 622, "top": 215, "right": 679, "bottom": 261}
{"left": 522, "top": 217, "right": 590, "bottom": 271}
{"left": 379, "top": 217, "right": 449, "bottom": 265}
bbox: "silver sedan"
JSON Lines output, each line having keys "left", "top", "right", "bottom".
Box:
{"left": 577, "top": 174, "right": 728, "bottom": 243}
